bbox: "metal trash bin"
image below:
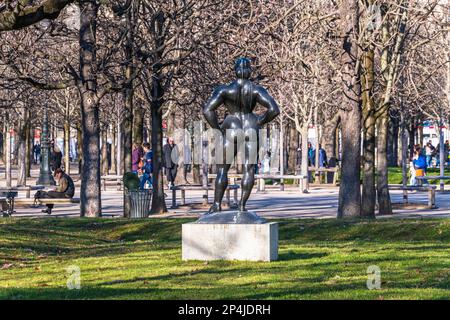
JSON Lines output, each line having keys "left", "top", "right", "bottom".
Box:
{"left": 125, "top": 189, "right": 152, "bottom": 218}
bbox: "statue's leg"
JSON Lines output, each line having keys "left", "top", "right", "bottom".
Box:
{"left": 239, "top": 163, "right": 255, "bottom": 212}
{"left": 206, "top": 133, "right": 234, "bottom": 214}
{"left": 239, "top": 124, "right": 258, "bottom": 212}
{"left": 207, "top": 163, "right": 231, "bottom": 213}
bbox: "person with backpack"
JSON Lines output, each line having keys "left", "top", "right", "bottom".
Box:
{"left": 140, "top": 142, "right": 153, "bottom": 190}
{"left": 412, "top": 146, "right": 428, "bottom": 186}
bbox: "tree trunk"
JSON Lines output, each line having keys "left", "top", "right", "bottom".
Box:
{"left": 79, "top": 0, "right": 101, "bottom": 217}
{"left": 361, "top": 48, "right": 376, "bottom": 218}
{"left": 287, "top": 122, "right": 298, "bottom": 173}
{"left": 111, "top": 123, "right": 117, "bottom": 174}
{"left": 149, "top": 76, "right": 167, "bottom": 214}
{"left": 408, "top": 120, "right": 416, "bottom": 159}
{"left": 64, "top": 118, "right": 70, "bottom": 174}
{"left": 376, "top": 110, "right": 393, "bottom": 215}
{"left": 388, "top": 114, "right": 399, "bottom": 166}
{"left": 17, "top": 109, "right": 28, "bottom": 186}
{"left": 438, "top": 119, "right": 445, "bottom": 191}
{"left": 321, "top": 114, "right": 340, "bottom": 166}
{"left": 337, "top": 0, "right": 361, "bottom": 218}
{"left": 300, "top": 123, "right": 309, "bottom": 192}
{"left": 76, "top": 124, "right": 83, "bottom": 175}
{"left": 133, "top": 106, "right": 144, "bottom": 144}
{"left": 418, "top": 123, "right": 423, "bottom": 147}
{"left": 5, "top": 122, "right": 11, "bottom": 187}
{"left": 122, "top": 3, "right": 136, "bottom": 217}
{"left": 193, "top": 164, "right": 201, "bottom": 184}
{"left": 1, "top": 118, "right": 6, "bottom": 165}
{"left": 400, "top": 112, "right": 409, "bottom": 189}
{"left": 147, "top": 12, "right": 168, "bottom": 214}
{"left": 25, "top": 120, "right": 34, "bottom": 178}
{"left": 101, "top": 128, "right": 109, "bottom": 176}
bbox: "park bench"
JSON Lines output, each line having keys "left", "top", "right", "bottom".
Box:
{"left": 0, "top": 185, "right": 45, "bottom": 198}
{"left": 170, "top": 184, "right": 239, "bottom": 209}
{"left": 415, "top": 176, "right": 450, "bottom": 192}
{"left": 1, "top": 196, "right": 80, "bottom": 216}
{"left": 308, "top": 166, "right": 340, "bottom": 185}
{"left": 207, "top": 173, "right": 308, "bottom": 192}
{"left": 12, "top": 197, "right": 81, "bottom": 206}
{"left": 255, "top": 174, "right": 308, "bottom": 192}
{"left": 388, "top": 185, "right": 436, "bottom": 209}
{"left": 101, "top": 175, "right": 123, "bottom": 191}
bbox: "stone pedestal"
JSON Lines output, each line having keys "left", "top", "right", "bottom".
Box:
{"left": 182, "top": 222, "right": 278, "bottom": 262}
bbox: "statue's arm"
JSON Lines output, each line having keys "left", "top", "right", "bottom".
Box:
{"left": 256, "top": 87, "right": 280, "bottom": 126}
{"left": 203, "top": 86, "right": 225, "bottom": 130}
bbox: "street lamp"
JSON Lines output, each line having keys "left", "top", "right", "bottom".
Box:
{"left": 37, "top": 104, "right": 55, "bottom": 186}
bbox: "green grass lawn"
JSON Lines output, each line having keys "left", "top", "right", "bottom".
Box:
{"left": 387, "top": 167, "right": 450, "bottom": 185}
{"left": 0, "top": 218, "right": 449, "bottom": 300}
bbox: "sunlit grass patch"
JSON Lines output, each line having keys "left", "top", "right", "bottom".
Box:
{"left": 0, "top": 218, "right": 448, "bottom": 299}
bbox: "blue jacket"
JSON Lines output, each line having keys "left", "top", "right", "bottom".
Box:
{"left": 143, "top": 151, "right": 153, "bottom": 174}
{"left": 311, "top": 148, "right": 327, "bottom": 167}
{"left": 413, "top": 155, "right": 427, "bottom": 170}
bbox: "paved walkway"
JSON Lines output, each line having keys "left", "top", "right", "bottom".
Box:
{"left": 4, "top": 186, "right": 450, "bottom": 219}
{"left": 2, "top": 165, "right": 450, "bottom": 219}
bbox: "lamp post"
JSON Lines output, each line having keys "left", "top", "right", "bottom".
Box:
{"left": 37, "top": 105, "right": 55, "bottom": 186}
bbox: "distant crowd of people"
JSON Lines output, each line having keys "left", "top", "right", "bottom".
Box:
{"left": 32, "top": 140, "right": 63, "bottom": 172}
{"left": 132, "top": 137, "right": 180, "bottom": 190}
{"left": 423, "top": 140, "right": 449, "bottom": 168}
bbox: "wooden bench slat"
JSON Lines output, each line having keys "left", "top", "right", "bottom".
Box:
{"left": 170, "top": 184, "right": 239, "bottom": 191}
{"left": 388, "top": 185, "right": 436, "bottom": 209}
{"left": 2, "top": 198, "right": 81, "bottom": 205}
{"left": 416, "top": 176, "right": 450, "bottom": 180}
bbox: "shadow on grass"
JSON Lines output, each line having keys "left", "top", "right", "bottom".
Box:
{"left": 278, "top": 251, "right": 329, "bottom": 261}
{"left": 2, "top": 277, "right": 449, "bottom": 300}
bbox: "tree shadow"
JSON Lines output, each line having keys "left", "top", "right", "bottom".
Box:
{"left": 278, "top": 251, "right": 329, "bottom": 261}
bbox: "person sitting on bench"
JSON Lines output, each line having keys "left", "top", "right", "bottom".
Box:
{"left": 40, "top": 168, "right": 75, "bottom": 214}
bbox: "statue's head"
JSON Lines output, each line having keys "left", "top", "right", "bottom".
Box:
{"left": 234, "top": 57, "right": 252, "bottom": 79}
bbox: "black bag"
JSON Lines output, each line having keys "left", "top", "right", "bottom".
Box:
{"left": 33, "top": 190, "right": 51, "bottom": 206}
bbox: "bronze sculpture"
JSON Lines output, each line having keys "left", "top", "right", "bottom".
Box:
{"left": 199, "top": 58, "right": 280, "bottom": 223}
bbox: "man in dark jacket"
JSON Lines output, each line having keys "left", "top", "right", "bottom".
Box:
{"left": 40, "top": 168, "right": 75, "bottom": 214}
{"left": 33, "top": 143, "right": 41, "bottom": 164}
{"left": 163, "top": 137, "right": 179, "bottom": 188}
{"left": 312, "top": 144, "right": 328, "bottom": 168}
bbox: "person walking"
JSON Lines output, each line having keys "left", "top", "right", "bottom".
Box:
{"left": 413, "top": 146, "right": 428, "bottom": 186}
{"left": 140, "top": 142, "right": 153, "bottom": 190}
{"left": 312, "top": 144, "right": 328, "bottom": 168}
{"left": 163, "top": 137, "right": 179, "bottom": 188}
{"left": 425, "top": 141, "right": 435, "bottom": 168}
{"left": 410, "top": 149, "right": 419, "bottom": 186}
{"left": 307, "top": 142, "right": 314, "bottom": 166}
{"left": 38, "top": 168, "right": 75, "bottom": 214}
{"left": 33, "top": 143, "right": 41, "bottom": 164}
